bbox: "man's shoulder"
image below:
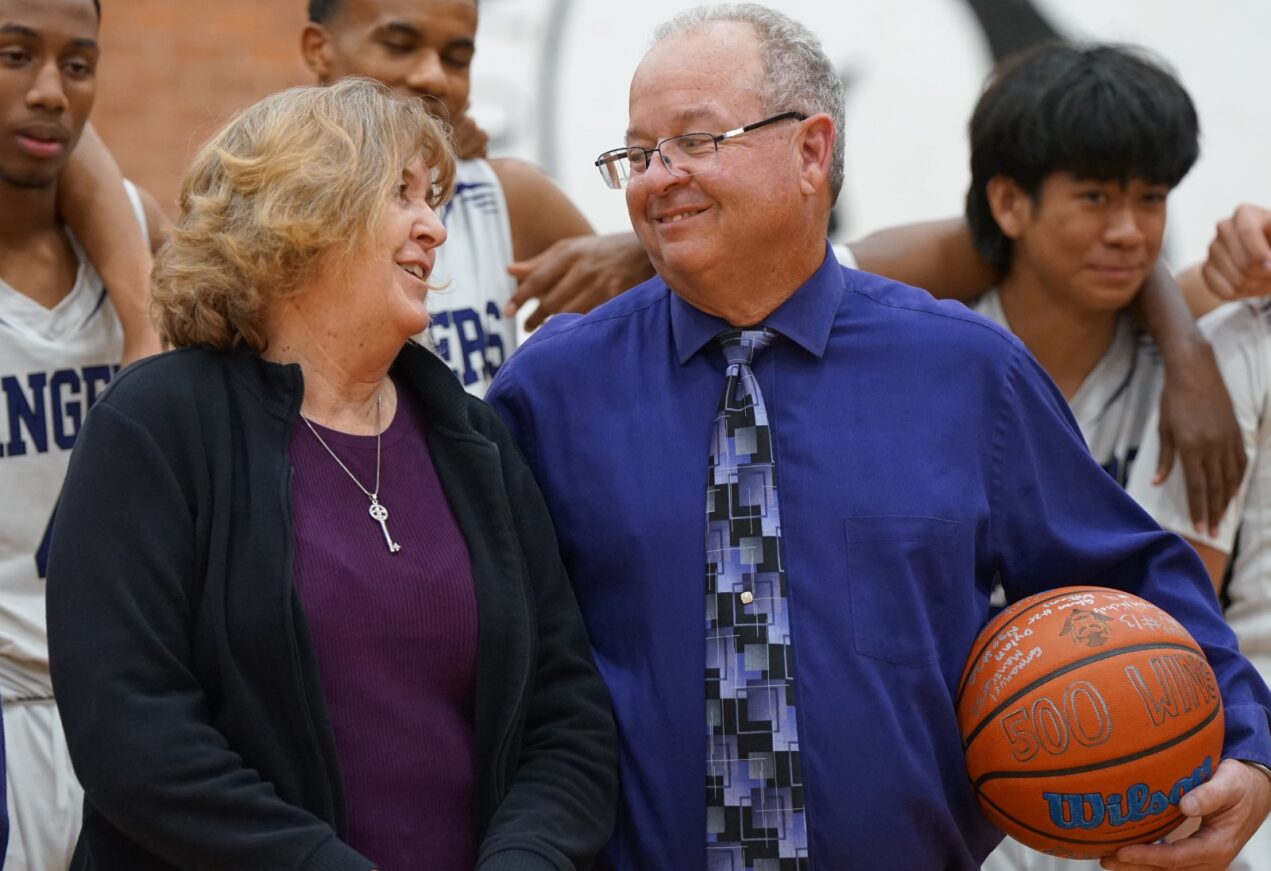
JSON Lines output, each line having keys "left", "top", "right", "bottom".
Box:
{"left": 486, "top": 278, "right": 668, "bottom": 408}
{"left": 841, "top": 267, "right": 1024, "bottom": 355}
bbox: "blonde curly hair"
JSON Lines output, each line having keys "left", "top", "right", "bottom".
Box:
{"left": 152, "top": 78, "right": 456, "bottom": 351}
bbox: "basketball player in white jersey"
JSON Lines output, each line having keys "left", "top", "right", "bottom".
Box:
{"left": 0, "top": 0, "right": 160, "bottom": 867}
{"left": 1128, "top": 206, "right": 1271, "bottom": 871}
{"left": 952, "top": 42, "right": 1233, "bottom": 871}
{"left": 297, "top": 0, "right": 612, "bottom": 395}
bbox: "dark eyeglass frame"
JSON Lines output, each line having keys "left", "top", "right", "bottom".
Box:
{"left": 594, "top": 111, "right": 808, "bottom": 189}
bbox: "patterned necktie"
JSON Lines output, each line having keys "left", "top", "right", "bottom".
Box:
{"left": 706, "top": 328, "right": 809, "bottom": 870}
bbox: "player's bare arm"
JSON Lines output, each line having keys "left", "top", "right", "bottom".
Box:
{"left": 848, "top": 217, "right": 1000, "bottom": 299}
{"left": 1177, "top": 262, "right": 1228, "bottom": 319}
{"left": 505, "top": 232, "right": 655, "bottom": 331}
{"left": 493, "top": 156, "right": 655, "bottom": 330}
{"left": 444, "top": 115, "right": 657, "bottom": 332}
{"left": 489, "top": 157, "right": 592, "bottom": 264}
{"left": 1133, "top": 264, "right": 1245, "bottom": 535}
{"left": 58, "top": 123, "right": 168, "bottom": 364}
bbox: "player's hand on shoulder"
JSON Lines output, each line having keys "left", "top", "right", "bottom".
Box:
{"left": 489, "top": 157, "right": 594, "bottom": 265}
{"left": 505, "top": 232, "right": 655, "bottom": 330}
{"left": 1100, "top": 758, "right": 1271, "bottom": 871}
{"left": 1202, "top": 204, "right": 1271, "bottom": 301}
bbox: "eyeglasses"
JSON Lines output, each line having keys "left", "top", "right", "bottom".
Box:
{"left": 594, "top": 111, "right": 807, "bottom": 190}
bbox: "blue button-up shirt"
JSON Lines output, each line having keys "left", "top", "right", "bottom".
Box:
{"left": 487, "top": 245, "right": 1271, "bottom": 869}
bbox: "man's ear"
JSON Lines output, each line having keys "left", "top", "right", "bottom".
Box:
{"left": 986, "top": 175, "right": 1030, "bottom": 240}
{"left": 796, "top": 113, "right": 834, "bottom": 196}
{"left": 300, "top": 23, "right": 335, "bottom": 82}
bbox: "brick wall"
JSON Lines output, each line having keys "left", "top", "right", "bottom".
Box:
{"left": 93, "top": 1, "right": 312, "bottom": 215}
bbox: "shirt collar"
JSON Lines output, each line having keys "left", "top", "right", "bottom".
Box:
{"left": 669, "top": 241, "right": 843, "bottom": 365}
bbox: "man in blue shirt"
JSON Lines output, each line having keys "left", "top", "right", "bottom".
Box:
{"left": 487, "top": 5, "right": 1271, "bottom": 869}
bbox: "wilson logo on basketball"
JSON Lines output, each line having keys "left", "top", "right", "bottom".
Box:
{"left": 1043, "top": 756, "right": 1213, "bottom": 830}
{"left": 955, "top": 587, "right": 1224, "bottom": 859}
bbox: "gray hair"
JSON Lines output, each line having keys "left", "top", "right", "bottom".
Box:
{"left": 652, "top": 4, "right": 845, "bottom": 204}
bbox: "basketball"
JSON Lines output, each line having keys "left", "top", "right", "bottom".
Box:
{"left": 956, "top": 587, "right": 1224, "bottom": 859}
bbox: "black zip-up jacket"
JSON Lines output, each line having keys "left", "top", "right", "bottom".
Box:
{"left": 46, "top": 342, "right": 617, "bottom": 871}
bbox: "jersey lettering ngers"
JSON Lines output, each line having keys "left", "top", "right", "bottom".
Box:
{"left": 0, "top": 233, "right": 123, "bottom": 699}
{"left": 425, "top": 158, "right": 518, "bottom": 398}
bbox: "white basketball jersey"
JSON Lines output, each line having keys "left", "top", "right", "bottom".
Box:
{"left": 1129, "top": 300, "right": 1271, "bottom": 662}
{"left": 0, "top": 184, "right": 141, "bottom": 699}
{"left": 974, "top": 289, "right": 1163, "bottom": 487}
{"left": 425, "top": 159, "right": 518, "bottom": 398}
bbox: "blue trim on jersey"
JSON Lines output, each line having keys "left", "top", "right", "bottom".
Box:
{"left": 442, "top": 182, "right": 502, "bottom": 224}
{"left": 1095, "top": 361, "right": 1136, "bottom": 421}
{"left": 79, "top": 286, "right": 109, "bottom": 330}
{"left": 1092, "top": 329, "right": 1152, "bottom": 423}
{"left": 453, "top": 181, "right": 492, "bottom": 197}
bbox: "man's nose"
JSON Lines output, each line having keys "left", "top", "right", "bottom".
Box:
{"left": 1105, "top": 203, "right": 1146, "bottom": 247}
{"left": 637, "top": 151, "right": 685, "bottom": 194}
{"left": 405, "top": 51, "right": 448, "bottom": 103}
{"left": 27, "top": 59, "right": 68, "bottom": 113}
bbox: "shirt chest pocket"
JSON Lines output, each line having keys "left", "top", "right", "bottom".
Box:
{"left": 844, "top": 515, "right": 961, "bottom": 667}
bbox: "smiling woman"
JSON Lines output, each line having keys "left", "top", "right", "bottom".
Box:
{"left": 150, "top": 77, "right": 454, "bottom": 353}
{"left": 44, "top": 77, "right": 617, "bottom": 871}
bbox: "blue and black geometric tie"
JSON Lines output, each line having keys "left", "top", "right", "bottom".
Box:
{"left": 706, "top": 328, "right": 809, "bottom": 870}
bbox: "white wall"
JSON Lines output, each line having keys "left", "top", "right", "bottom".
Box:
{"left": 471, "top": 0, "right": 1271, "bottom": 268}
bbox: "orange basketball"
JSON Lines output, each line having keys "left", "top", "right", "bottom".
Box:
{"left": 956, "top": 587, "right": 1224, "bottom": 859}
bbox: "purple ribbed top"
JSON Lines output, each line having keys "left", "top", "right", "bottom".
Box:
{"left": 289, "top": 382, "right": 477, "bottom": 870}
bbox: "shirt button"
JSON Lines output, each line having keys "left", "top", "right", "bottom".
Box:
{"left": 740, "top": 591, "right": 754, "bottom": 605}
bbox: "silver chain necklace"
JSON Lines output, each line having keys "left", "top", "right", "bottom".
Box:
{"left": 300, "top": 393, "right": 401, "bottom": 554}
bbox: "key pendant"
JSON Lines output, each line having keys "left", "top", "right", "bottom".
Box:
{"left": 368, "top": 499, "right": 402, "bottom": 553}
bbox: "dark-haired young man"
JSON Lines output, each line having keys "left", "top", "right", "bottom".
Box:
{"left": 964, "top": 43, "right": 1265, "bottom": 871}
{"left": 0, "top": 0, "right": 159, "bottom": 867}
{"left": 963, "top": 43, "right": 1200, "bottom": 491}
